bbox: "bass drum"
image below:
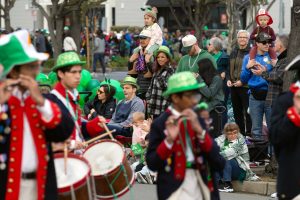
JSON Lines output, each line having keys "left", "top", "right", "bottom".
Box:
{"left": 83, "top": 140, "right": 134, "bottom": 199}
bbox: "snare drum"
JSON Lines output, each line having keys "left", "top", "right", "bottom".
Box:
{"left": 83, "top": 140, "right": 134, "bottom": 199}
{"left": 54, "top": 153, "right": 94, "bottom": 200}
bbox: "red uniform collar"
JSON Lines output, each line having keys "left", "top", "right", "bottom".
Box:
{"left": 53, "top": 82, "right": 79, "bottom": 101}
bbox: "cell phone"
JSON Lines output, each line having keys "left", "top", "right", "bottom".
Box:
{"left": 249, "top": 66, "right": 257, "bottom": 70}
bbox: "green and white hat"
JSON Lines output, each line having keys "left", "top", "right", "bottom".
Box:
{"left": 0, "top": 30, "right": 49, "bottom": 79}
{"left": 163, "top": 71, "right": 205, "bottom": 97}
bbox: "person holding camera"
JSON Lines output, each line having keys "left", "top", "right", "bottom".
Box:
{"left": 240, "top": 32, "right": 273, "bottom": 140}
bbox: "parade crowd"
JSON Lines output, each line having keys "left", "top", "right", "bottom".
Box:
{"left": 0, "top": 6, "right": 300, "bottom": 200}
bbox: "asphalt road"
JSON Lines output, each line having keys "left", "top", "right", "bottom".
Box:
{"left": 93, "top": 71, "right": 128, "bottom": 82}
{"left": 118, "top": 183, "right": 273, "bottom": 200}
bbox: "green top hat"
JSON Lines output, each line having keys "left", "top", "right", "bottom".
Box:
{"left": 52, "top": 52, "right": 86, "bottom": 71}
{"left": 154, "top": 46, "right": 172, "bottom": 59}
{"left": 163, "top": 72, "right": 205, "bottom": 97}
{"left": 0, "top": 30, "right": 48, "bottom": 79}
{"left": 121, "top": 76, "right": 139, "bottom": 90}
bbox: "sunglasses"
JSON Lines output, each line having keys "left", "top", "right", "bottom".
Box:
{"left": 139, "top": 36, "right": 148, "bottom": 40}
{"left": 97, "top": 90, "right": 105, "bottom": 94}
{"left": 258, "top": 40, "right": 272, "bottom": 45}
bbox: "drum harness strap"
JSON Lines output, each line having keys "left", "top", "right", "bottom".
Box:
{"left": 103, "top": 164, "right": 135, "bottom": 200}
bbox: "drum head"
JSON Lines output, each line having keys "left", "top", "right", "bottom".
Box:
{"left": 83, "top": 141, "right": 124, "bottom": 176}
{"left": 54, "top": 154, "right": 90, "bottom": 189}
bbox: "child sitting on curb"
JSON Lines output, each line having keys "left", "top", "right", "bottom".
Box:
{"left": 215, "top": 123, "right": 260, "bottom": 193}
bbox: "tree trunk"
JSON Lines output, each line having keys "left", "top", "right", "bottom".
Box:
{"left": 226, "top": 0, "right": 235, "bottom": 54}
{"left": 283, "top": 1, "right": 300, "bottom": 91}
{"left": 4, "top": 10, "right": 11, "bottom": 32}
{"left": 71, "top": 8, "right": 81, "bottom": 54}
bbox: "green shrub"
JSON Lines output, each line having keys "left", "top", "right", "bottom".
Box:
{"left": 108, "top": 56, "right": 129, "bottom": 68}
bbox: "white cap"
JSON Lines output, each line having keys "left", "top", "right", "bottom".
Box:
{"left": 182, "top": 34, "right": 197, "bottom": 47}
{"left": 139, "top": 30, "right": 151, "bottom": 38}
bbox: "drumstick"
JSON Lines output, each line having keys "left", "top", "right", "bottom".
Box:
{"left": 101, "top": 123, "right": 114, "bottom": 140}
{"left": 84, "top": 129, "right": 116, "bottom": 145}
{"left": 64, "top": 142, "right": 68, "bottom": 175}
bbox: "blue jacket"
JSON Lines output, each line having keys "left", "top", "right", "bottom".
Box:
{"left": 240, "top": 53, "right": 272, "bottom": 90}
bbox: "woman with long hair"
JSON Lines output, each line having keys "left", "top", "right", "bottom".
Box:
{"left": 146, "top": 46, "right": 174, "bottom": 119}
{"left": 198, "top": 58, "right": 226, "bottom": 138}
{"left": 84, "top": 84, "right": 116, "bottom": 120}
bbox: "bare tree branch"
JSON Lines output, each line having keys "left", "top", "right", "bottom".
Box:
{"left": 32, "top": 0, "right": 50, "bottom": 20}
{"left": 166, "top": 0, "right": 184, "bottom": 28}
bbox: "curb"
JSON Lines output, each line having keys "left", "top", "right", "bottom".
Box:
{"left": 232, "top": 180, "right": 276, "bottom": 195}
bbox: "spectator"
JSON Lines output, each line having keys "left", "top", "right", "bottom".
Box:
{"left": 146, "top": 46, "right": 174, "bottom": 119}
{"left": 208, "top": 37, "right": 230, "bottom": 106}
{"left": 262, "top": 34, "right": 289, "bottom": 108}
{"left": 93, "top": 30, "right": 107, "bottom": 76}
{"left": 176, "top": 34, "right": 217, "bottom": 81}
{"left": 215, "top": 123, "right": 258, "bottom": 193}
{"left": 63, "top": 27, "right": 77, "bottom": 52}
{"left": 84, "top": 84, "right": 116, "bottom": 120}
{"left": 198, "top": 58, "right": 225, "bottom": 138}
{"left": 240, "top": 32, "right": 273, "bottom": 140}
{"left": 128, "top": 30, "right": 153, "bottom": 100}
{"left": 120, "top": 35, "right": 131, "bottom": 57}
{"left": 35, "top": 29, "right": 46, "bottom": 53}
{"left": 269, "top": 57, "right": 300, "bottom": 200}
{"left": 228, "top": 30, "right": 252, "bottom": 136}
{"left": 107, "top": 76, "right": 144, "bottom": 137}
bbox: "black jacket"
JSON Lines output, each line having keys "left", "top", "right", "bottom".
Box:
{"left": 84, "top": 97, "right": 116, "bottom": 120}
{"left": 269, "top": 91, "right": 300, "bottom": 199}
{"left": 146, "top": 111, "right": 225, "bottom": 200}
{"left": 229, "top": 44, "right": 251, "bottom": 82}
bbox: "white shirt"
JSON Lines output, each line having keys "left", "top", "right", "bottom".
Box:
{"left": 12, "top": 88, "right": 54, "bottom": 173}
{"left": 63, "top": 36, "right": 77, "bottom": 51}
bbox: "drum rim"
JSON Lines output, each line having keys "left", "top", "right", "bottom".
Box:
{"left": 54, "top": 153, "right": 92, "bottom": 193}
{"left": 83, "top": 139, "right": 126, "bottom": 177}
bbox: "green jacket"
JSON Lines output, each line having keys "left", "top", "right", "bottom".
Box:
{"left": 198, "top": 75, "right": 224, "bottom": 112}
{"left": 176, "top": 49, "right": 217, "bottom": 73}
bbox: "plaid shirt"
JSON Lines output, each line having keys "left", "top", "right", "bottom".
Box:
{"left": 263, "top": 50, "right": 288, "bottom": 106}
{"left": 146, "top": 66, "right": 174, "bottom": 117}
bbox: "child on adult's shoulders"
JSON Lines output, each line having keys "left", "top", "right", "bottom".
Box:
{"left": 249, "top": 8, "right": 277, "bottom": 66}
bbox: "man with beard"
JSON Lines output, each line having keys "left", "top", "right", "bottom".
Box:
{"left": 107, "top": 76, "right": 144, "bottom": 137}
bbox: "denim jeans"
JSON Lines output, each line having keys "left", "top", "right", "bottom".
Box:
{"left": 93, "top": 53, "right": 106, "bottom": 73}
{"left": 106, "top": 123, "right": 132, "bottom": 137}
{"left": 216, "top": 159, "right": 245, "bottom": 182}
{"left": 249, "top": 94, "right": 271, "bottom": 139}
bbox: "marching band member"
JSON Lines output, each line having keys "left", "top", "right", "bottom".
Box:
{"left": 47, "top": 51, "right": 106, "bottom": 152}
{"left": 146, "top": 72, "right": 225, "bottom": 200}
{"left": 0, "top": 30, "right": 75, "bottom": 200}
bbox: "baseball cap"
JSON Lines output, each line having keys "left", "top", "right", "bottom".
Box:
{"left": 256, "top": 32, "right": 272, "bottom": 43}
{"left": 139, "top": 30, "right": 151, "bottom": 39}
{"left": 181, "top": 34, "right": 197, "bottom": 53}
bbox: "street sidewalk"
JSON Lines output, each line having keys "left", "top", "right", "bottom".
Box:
{"left": 232, "top": 166, "right": 276, "bottom": 196}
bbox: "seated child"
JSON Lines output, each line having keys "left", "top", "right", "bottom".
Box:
{"left": 215, "top": 123, "right": 259, "bottom": 193}
{"left": 132, "top": 112, "right": 151, "bottom": 147}
{"left": 131, "top": 134, "right": 156, "bottom": 184}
